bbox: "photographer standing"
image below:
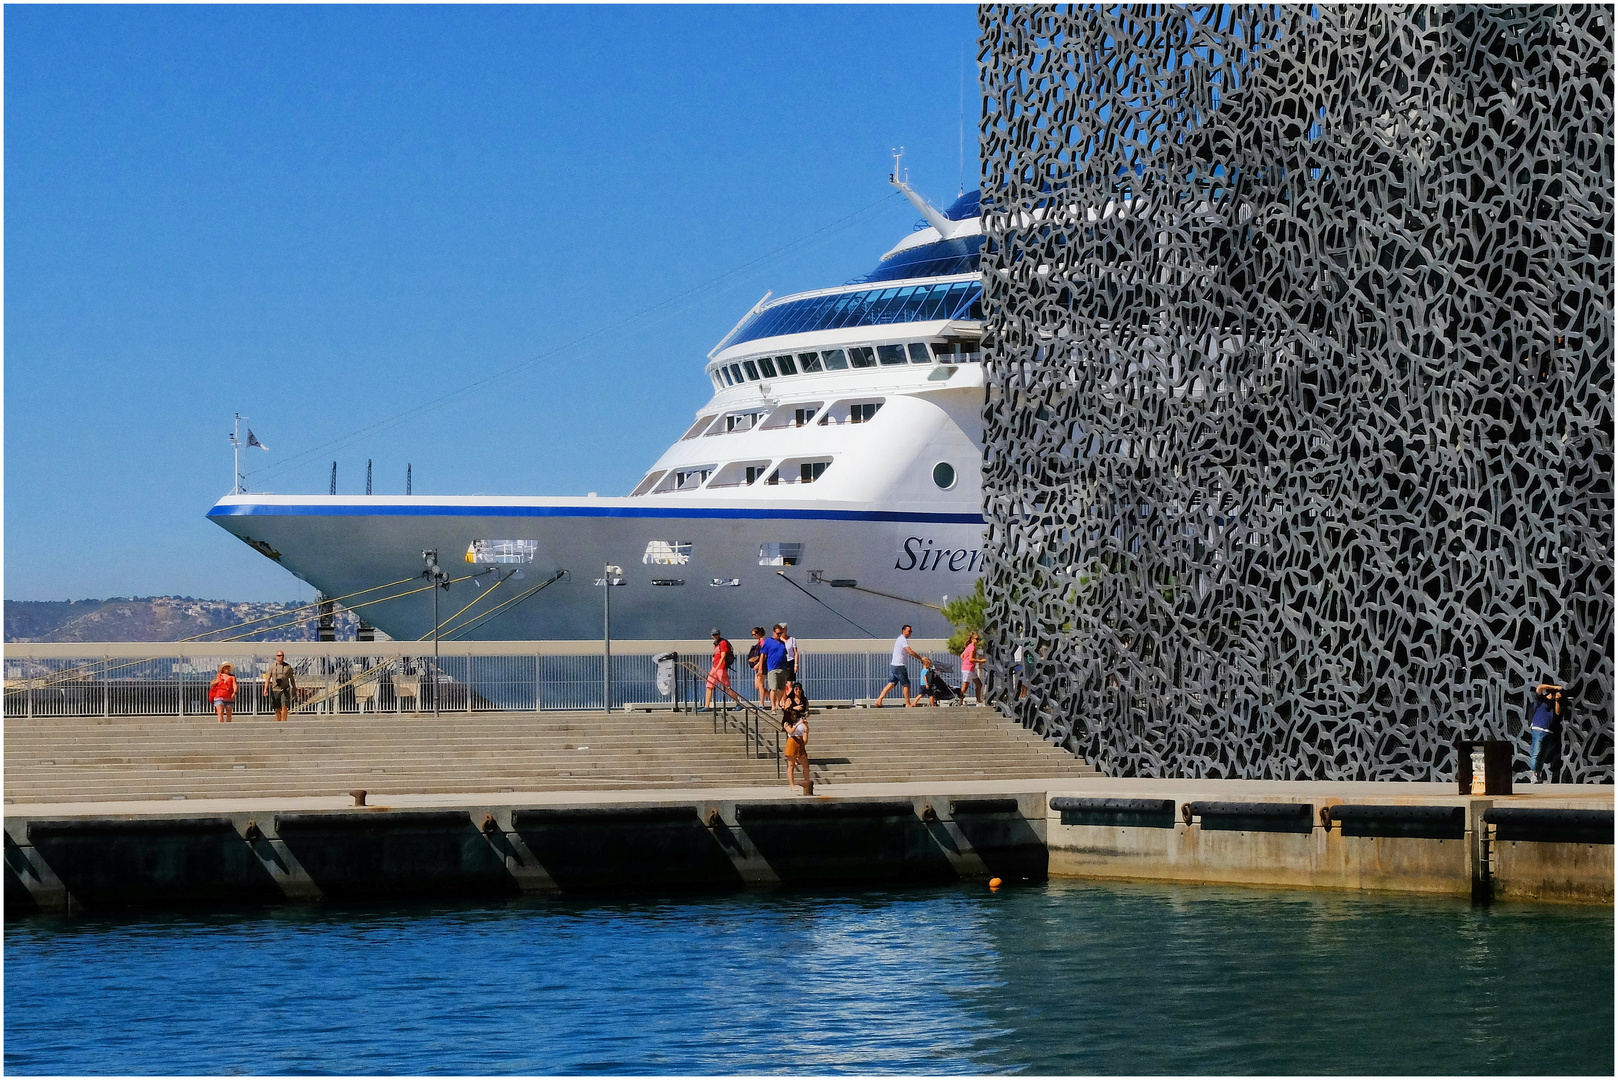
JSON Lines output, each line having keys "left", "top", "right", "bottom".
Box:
{"left": 1528, "top": 683, "right": 1562, "bottom": 784}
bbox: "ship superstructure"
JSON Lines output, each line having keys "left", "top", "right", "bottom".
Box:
{"left": 208, "top": 178, "right": 989, "bottom": 640}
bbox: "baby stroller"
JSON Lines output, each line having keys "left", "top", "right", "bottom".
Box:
{"left": 921, "top": 665, "right": 962, "bottom": 705}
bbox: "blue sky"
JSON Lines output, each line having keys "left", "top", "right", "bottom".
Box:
{"left": 5, "top": 4, "right": 981, "bottom": 601}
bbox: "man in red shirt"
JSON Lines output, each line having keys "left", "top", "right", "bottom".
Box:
{"left": 704, "top": 630, "right": 733, "bottom": 710}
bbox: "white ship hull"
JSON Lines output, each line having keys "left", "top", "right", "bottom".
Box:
{"left": 208, "top": 495, "right": 984, "bottom": 641}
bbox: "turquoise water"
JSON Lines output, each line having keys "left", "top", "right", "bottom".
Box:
{"left": 5, "top": 880, "right": 1612, "bottom": 1075}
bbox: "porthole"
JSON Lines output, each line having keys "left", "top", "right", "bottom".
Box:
{"left": 933, "top": 462, "right": 956, "bottom": 489}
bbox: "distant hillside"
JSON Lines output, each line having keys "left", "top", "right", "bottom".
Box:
{"left": 4, "top": 597, "right": 366, "bottom": 643}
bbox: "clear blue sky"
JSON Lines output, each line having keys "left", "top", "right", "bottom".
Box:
{"left": 5, "top": 4, "right": 981, "bottom": 602}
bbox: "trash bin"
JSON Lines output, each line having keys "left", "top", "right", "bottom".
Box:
{"left": 1455, "top": 738, "right": 1514, "bottom": 796}
{"left": 654, "top": 652, "right": 677, "bottom": 698}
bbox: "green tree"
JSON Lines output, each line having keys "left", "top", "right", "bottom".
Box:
{"left": 941, "top": 578, "right": 986, "bottom": 655}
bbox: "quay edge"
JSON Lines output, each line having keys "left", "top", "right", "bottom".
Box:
{"left": 4, "top": 781, "right": 1611, "bottom": 914}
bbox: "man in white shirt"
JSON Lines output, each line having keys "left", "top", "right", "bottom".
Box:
{"left": 873, "top": 624, "right": 922, "bottom": 707}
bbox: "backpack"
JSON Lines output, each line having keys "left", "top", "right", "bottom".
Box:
{"left": 721, "top": 639, "right": 736, "bottom": 669}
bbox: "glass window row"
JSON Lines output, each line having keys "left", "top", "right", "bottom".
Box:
{"left": 726, "top": 278, "right": 982, "bottom": 349}
{"left": 708, "top": 338, "right": 982, "bottom": 392}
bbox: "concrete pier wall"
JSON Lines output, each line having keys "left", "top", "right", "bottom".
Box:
{"left": 4, "top": 793, "right": 1049, "bottom": 915}
{"left": 5, "top": 785, "right": 1610, "bottom": 915}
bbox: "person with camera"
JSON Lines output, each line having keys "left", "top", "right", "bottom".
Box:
{"left": 1529, "top": 682, "right": 1563, "bottom": 783}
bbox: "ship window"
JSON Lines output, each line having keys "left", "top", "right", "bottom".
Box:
{"left": 820, "top": 399, "right": 885, "bottom": 425}
{"left": 674, "top": 467, "right": 713, "bottom": 490}
{"left": 709, "top": 460, "right": 771, "bottom": 487}
{"left": 711, "top": 371, "right": 725, "bottom": 390}
{"left": 758, "top": 355, "right": 778, "bottom": 378}
{"left": 742, "top": 360, "right": 761, "bottom": 381}
{"left": 908, "top": 343, "right": 932, "bottom": 363}
{"left": 775, "top": 354, "right": 797, "bottom": 376}
{"left": 800, "top": 461, "right": 828, "bottom": 483}
{"left": 759, "top": 542, "right": 804, "bottom": 567}
{"left": 930, "top": 342, "right": 957, "bottom": 360}
{"left": 729, "top": 364, "right": 744, "bottom": 383}
{"left": 877, "top": 344, "right": 908, "bottom": 366}
{"left": 821, "top": 349, "right": 849, "bottom": 371}
{"left": 643, "top": 540, "right": 693, "bottom": 565}
{"left": 798, "top": 352, "right": 823, "bottom": 373}
{"left": 466, "top": 539, "right": 538, "bottom": 565}
{"left": 631, "top": 470, "right": 668, "bottom": 497}
{"left": 723, "top": 411, "right": 764, "bottom": 433}
{"left": 933, "top": 462, "right": 957, "bottom": 489}
{"left": 720, "top": 367, "right": 735, "bottom": 386}
{"left": 681, "top": 415, "right": 717, "bottom": 441}
{"left": 761, "top": 402, "right": 822, "bottom": 430}
{"left": 848, "top": 346, "right": 876, "bottom": 368}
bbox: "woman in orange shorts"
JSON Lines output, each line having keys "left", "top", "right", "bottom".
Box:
{"left": 782, "top": 683, "right": 810, "bottom": 793}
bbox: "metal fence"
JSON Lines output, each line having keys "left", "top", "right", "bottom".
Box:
{"left": 2, "top": 648, "right": 960, "bottom": 718}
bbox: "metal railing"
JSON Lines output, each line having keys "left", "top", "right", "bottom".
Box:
{"left": 669, "top": 655, "right": 781, "bottom": 776}
{"left": 3, "top": 644, "right": 959, "bottom": 720}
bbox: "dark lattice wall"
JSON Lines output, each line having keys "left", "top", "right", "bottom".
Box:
{"left": 978, "top": 5, "right": 1614, "bottom": 781}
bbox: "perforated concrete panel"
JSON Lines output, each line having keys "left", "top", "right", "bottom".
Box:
{"left": 978, "top": 5, "right": 1613, "bottom": 781}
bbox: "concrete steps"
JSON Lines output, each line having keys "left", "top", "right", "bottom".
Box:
{"left": 4, "top": 706, "right": 1097, "bottom": 803}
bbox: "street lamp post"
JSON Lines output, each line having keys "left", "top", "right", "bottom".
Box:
{"left": 423, "top": 549, "right": 448, "bottom": 718}
{"left": 598, "top": 563, "right": 624, "bottom": 712}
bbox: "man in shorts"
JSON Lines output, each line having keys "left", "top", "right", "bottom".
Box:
{"left": 704, "top": 630, "right": 733, "bottom": 710}
{"left": 760, "top": 626, "right": 788, "bottom": 709}
{"left": 263, "top": 650, "right": 298, "bottom": 721}
{"left": 777, "top": 623, "right": 800, "bottom": 688}
{"left": 873, "top": 624, "right": 923, "bottom": 708}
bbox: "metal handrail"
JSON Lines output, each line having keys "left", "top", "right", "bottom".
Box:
{"left": 671, "top": 656, "right": 780, "bottom": 777}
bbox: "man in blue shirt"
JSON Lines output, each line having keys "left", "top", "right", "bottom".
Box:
{"left": 1528, "top": 683, "right": 1562, "bottom": 784}
{"left": 760, "top": 630, "right": 788, "bottom": 710}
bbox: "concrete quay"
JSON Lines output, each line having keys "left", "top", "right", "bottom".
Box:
{"left": 5, "top": 774, "right": 1610, "bottom": 915}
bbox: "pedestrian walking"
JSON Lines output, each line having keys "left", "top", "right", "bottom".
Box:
{"left": 778, "top": 623, "right": 800, "bottom": 689}
{"left": 209, "top": 662, "right": 238, "bottom": 723}
{"left": 263, "top": 650, "right": 298, "bottom": 722}
{"left": 704, "top": 630, "right": 734, "bottom": 710}
{"left": 747, "top": 627, "right": 767, "bottom": 705}
{"left": 960, "top": 631, "right": 983, "bottom": 704}
{"left": 1528, "top": 682, "right": 1563, "bottom": 783}
{"left": 782, "top": 682, "right": 812, "bottom": 794}
{"left": 873, "top": 624, "right": 923, "bottom": 708}
{"left": 761, "top": 625, "right": 788, "bottom": 709}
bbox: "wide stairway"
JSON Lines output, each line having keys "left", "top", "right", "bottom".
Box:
{"left": 4, "top": 705, "right": 1097, "bottom": 803}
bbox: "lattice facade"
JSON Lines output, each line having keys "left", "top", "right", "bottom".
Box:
{"left": 978, "top": 5, "right": 1614, "bottom": 781}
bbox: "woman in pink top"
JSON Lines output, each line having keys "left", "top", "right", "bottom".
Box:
{"left": 959, "top": 633, "right": 983, "bottom": 704}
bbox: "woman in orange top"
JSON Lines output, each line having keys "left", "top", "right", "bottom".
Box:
{"left": 209, "top": 662, "right": 238, "bottom": 723}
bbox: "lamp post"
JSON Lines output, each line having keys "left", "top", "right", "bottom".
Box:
{"left": 422, "top": 549, "right": 448, "bottom": 718}
{"left": 597, "top": 564, "right": 625, "bottom": 712}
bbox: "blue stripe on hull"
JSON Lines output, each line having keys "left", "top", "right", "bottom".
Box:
{"left": 209, "top": 504, "right": 986, "bottom": 524}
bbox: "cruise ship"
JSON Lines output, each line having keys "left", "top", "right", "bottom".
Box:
{"left": 207, "top": 177, "right": 988, "bottom": 641}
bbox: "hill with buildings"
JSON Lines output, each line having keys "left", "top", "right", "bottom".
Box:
{"left": 4, "top": 598, "right": 363, "bottom": 643}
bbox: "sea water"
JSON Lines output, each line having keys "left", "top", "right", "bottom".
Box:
{"left": 5, "top": 879, "right": 1612, "bottom": 1075}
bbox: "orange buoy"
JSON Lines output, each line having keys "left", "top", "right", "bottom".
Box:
{"left": 989, "top": 877, "right": 1003, "bottom": 889}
